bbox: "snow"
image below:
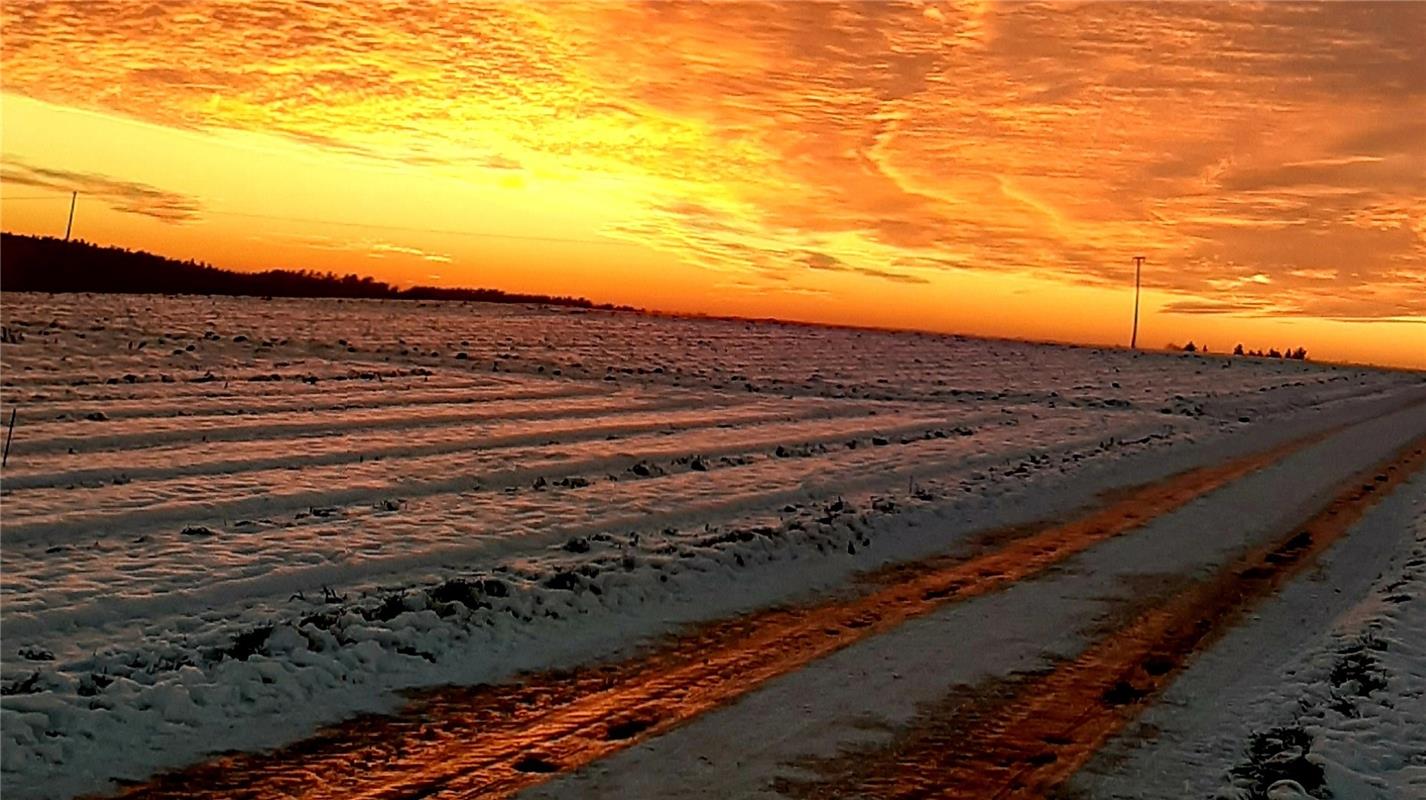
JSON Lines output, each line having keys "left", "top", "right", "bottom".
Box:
{"left": 521, "top": 397, "right": 1426, "bottom": 800}
{"left": 1071, "top": 470, "right": 1426, "bottom": 800}
{"left": 1, "top": 293, "right": 1422, "bottom": 798}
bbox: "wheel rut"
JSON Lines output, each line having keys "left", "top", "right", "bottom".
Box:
{"left": 773, "top": 435, "right": 1426, "bottom": 799}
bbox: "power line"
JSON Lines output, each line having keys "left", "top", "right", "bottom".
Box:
{"left": 0, "top": 195, "right": 71, "bottom": 201}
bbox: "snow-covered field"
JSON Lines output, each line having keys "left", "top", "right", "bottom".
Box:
{"left": 0, "top": 293, "right": 1421, "bottom": 798}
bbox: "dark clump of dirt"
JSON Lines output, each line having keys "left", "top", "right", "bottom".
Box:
{"left": 225, "top": 625, "right": 274, "bottom": 661}
{"left": 1101, "top": 680, "right": 1147, "bottom": 706}
{"left": 604, "top": 716, "right": 655, "bottom": 740}
{"left": 18, "top": 645, "right": 54, "bottom": 661}
{"left": 365, "top": 594, "right": 409, "bottom": 623}
{"left": 479, "top": 577, "right": 510, "bottom": 597}
{"left": 1264, "top": 531, "right": 1312, "bottom": 565}
{"left": 429, "top": 579, "right": 485, "bottom": 610}
{"left": 1141, "top": 654, "right": 1175, "bottom": 676}
{"left": 1240, "top": 564, "right": 1276, "bottom": 581}
{"left": 512, "top": 754, "right": 559, "bottom": 773}
{"left": 1, "top": 671, "right": 43, "bottom": 696}
{"left": 76, "top": 672, "right": 114, "bottom": 697}
{"left": 1228, "top": 725, "right": 1330, "bottom": 800}
{"left": 545, "top": 571, "right": 581, "bottom": 591}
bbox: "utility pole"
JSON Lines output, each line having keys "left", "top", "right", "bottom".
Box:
{"left": 64, "top": 191, "right": 76, "bottom": 241}
{"left": 1130, "top": 255, "right": 1144, "bottom": 350}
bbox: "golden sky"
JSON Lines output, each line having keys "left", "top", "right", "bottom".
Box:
{"left": 2, "top": 1, "right": 1423, "bottom": 367}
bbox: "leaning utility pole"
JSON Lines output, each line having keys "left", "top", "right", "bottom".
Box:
{"left": 1130, "top": 255, "right": 1144, "bottom": 349}
{"left": 64, "top": 191, "right": 76, "bottom": 241}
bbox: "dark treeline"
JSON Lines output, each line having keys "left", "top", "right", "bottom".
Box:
{"left": 0, "top": 233, "right": 628, "bottom": 309}
{"left": 1175, "top": 340, "right": 1308, "bottom": 360}
{"left": 1232, "top": 343, "right": 1308, "bottom": 360}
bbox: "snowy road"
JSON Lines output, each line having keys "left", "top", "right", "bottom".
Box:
{"left": 2, "top": 295, "right": 1423, "bottom": 798}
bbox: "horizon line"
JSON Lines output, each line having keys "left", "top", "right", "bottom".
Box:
{"left": 3, "top": 228, "right": 1422, "bottom": 375}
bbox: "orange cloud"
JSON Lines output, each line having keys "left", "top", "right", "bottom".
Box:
{"left": 1, "top": 1, "right": 1422, "bottom": 362}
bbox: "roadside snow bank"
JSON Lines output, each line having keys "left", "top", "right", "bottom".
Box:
{"left": 1072, "top": 469, "right": 1426, "bottom": 800}
{"left": 1213, "top": 505, "right": 1426, "bottom": 800}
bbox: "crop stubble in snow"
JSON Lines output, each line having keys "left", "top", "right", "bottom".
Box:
{"left": 1, "top": 294, "right": 1422, "bottom": 798}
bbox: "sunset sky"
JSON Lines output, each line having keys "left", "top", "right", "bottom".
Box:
{"left": 2, "top": 1, "right": 1422, "bottom": 367}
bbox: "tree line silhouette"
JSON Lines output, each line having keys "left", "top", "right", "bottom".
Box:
{"left": 1174, "top": 340, "right": 1307, "bottom": 360}
{"left": 0, "top": 233, "right": 627, "bottom": 309}
{"left": 1232, "top": 343, "right": 1308, "bottom": 360}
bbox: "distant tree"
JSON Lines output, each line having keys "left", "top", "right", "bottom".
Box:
{"left": 0, "top": 232, "right": 632, "bottom": 311}
{"left": 1233, "top": 343, "right": 1245, "bottom": 356}
{"left": 1183, "top": 341, "right": 1197, "bottom": 352}
{"left": 1268, "top": 348, "right": 1282, "bottom": 358}
{"left": 1290, "top": 347, "right": 1308, "bottom": 360}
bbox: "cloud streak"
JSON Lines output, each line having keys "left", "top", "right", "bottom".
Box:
{"left": 0, "top": 158, "right": 200, "bottom": 222}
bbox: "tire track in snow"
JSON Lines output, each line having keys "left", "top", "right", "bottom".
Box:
{"left": 104, "top": 402, "right": 1389, "bottom": 800}
{"left": 774, "top": 436, "right": 1426, "bottom": 800}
